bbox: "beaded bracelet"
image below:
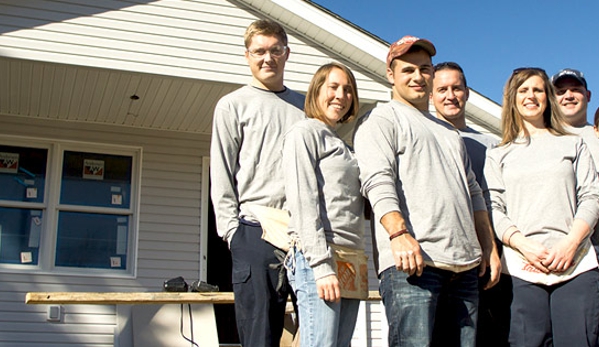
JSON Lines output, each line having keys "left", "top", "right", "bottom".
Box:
{"left": 389, "top": 229, "right": 408, "bottom": 241}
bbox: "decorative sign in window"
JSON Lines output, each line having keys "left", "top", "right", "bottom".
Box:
{"left": 83, "top": 159, "right": 105, "bottom": 180}
{"left": 61, "top": 151, "right": 132, "bottom": 209}
{"left": 0, "top": 152, "right": 19, "bottom": 174}
{"left": 0, "top": 146, "right": 47, "bottom": 203}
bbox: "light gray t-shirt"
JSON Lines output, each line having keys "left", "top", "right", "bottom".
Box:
{"left": 485, "top": 133, "right": 599, "bottom": 245}
{"left": 283, "top": 118, "right": 365, "bottom": 280}
{"left": 210, "top": 85, "right": 305, "bottom": 242}
{"left": 354, "top": 100, "right": 485, "bottom": 275}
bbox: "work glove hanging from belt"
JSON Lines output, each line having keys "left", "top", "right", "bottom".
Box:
{"left": 269, "top": 248, "right": 288, "bottom": 295}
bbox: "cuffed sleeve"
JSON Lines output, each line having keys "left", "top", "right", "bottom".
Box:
{"left": 485, "top": 150, "right": 516, "bottom": 240}
{"left": 573, "top": 140, "right": 599, "bottom": 228}
{"left": 283, "top": 124, "right": 335, "bottom": 280}
{"left": 354, "top": 113, "right": 401, "bottom": 219}
{"left": 210, "top": 99, "right": 241, "bottom": 242}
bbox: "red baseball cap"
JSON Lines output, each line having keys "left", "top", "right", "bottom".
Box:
{"left": 387, "top": 35, "right": 436, "bottom": 68}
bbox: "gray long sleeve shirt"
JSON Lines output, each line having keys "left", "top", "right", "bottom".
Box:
{"left": 459, "top": 128, "right": 499, "bottom": 210}
{"left": 568, "top": 124, "right": 599, "bottom": 170}
{"left": 354, "top": 100, "right": 486, "bottom": 275}
{"left": 210, "top": 85, "right": 305, "bottom": 242}
{"left": 567, "top": 125, "right": 599, "bottom": 245}
{"left": 283, "top": 118, "right": 365, "bottom": 280}
{"left": 485, "top": 133, "right": 599, "bottom": 246}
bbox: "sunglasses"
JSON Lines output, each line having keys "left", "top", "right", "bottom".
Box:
{"left": 512, "top": 67, "right": 546, "bottom": 75}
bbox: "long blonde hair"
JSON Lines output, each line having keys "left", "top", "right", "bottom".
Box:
{"left": 500, "top": 68, "right": 568, "bottom": 145}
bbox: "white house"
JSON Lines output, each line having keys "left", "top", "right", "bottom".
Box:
{"left": 0, "top": 0, "right": 501, "bottom": 346}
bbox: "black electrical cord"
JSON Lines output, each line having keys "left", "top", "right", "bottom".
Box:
{"left": 179, "top": 303, "right": 199, "bottom": 347}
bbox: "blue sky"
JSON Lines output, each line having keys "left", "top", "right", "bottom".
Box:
{"left": 312, "top": 0, "right": 599, "bottom": 123}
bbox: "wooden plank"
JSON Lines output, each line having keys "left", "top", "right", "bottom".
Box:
{"left": 25, "top": 292, "right": 235, "bottom": 305}
{"left": 26, "top": 291, "right": 383, "bottom": 305}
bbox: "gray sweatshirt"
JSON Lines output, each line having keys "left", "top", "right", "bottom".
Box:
{"left": 459, "top": 127, "right": 498, "bottom": 210}
{"left": 567, "top": 125, "right": 599, "bottom": 245}
{"left": 485, "top": 133, "right": 599, "bottom": 246}
{"left": 210, "top": 85, "right": 305, "bottom": 242}
{"left": 568, "top": 124, "right": 599, "bottom": 170}
{"left": 354, "top": 100, "right": 486, "bottom": 275}
{"left": 283, "top": 118, "right": 365, "bottom": 280}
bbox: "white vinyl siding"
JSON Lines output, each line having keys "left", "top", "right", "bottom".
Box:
{"left": 0, "top": 0, "right": 390, "bottom": 102}
{"left": 352, "top": 220, "right": 387, "bottom": 347}
{"left": 0, "top": 0, "right": 252, "bottom": 82}
{"left": 0, "top": 114, "right": 207, "bottom": 346}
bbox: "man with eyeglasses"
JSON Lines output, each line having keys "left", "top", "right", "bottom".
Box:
{"left": 432, "top": 62, "right": 510, "bottom": 347}
{"left": 552, "top": 69, "right": 599, "bottom": 257}
{"left": 210, "top": 19, "right": 304, "bottom": 347}
{"left": 354, "top": 36, "right": 500, "bottom": 347}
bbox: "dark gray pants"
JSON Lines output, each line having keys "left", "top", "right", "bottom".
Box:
{"left": 509, "top": 269, "right": 599, "bottom": 347}
{"left": 230, "top": 222, "right": 290, "bottom": 347}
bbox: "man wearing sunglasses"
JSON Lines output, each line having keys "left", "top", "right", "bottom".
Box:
{"left": 210, "top": 19, "right": 305, "bottom": 347}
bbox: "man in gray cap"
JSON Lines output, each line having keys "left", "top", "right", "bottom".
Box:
{"left": 354, "top": 35, "right": 500, "bottom": 347}
{"left": 552, "top": 68, "right": 599, "bottom": 254}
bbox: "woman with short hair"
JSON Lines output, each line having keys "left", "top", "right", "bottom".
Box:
{"left": 283, "top": 62, "right": 366, "bottom": 347}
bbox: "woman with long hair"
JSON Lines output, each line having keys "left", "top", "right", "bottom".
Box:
{"left": 485, "top": 67, "right": 599, "bottom": 346}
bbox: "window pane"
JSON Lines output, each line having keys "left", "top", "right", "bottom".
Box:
{"left": 60, "top": 151, "right": 132, "bottom": 208}
{"left": 0, "top": 207, "right": 41, "bottom": 265}
{"left": 0, "top": 145, "right": 47, "bottom": 203}
{"left": 55, "top": 211, "right": 128, "bottom": 269}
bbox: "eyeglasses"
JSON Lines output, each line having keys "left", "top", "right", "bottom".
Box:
{"left": 512, "top": 67, "right": 546, "bottom": 75}
{"left": 247, "top": 45, "right": 288, "bottom": 58}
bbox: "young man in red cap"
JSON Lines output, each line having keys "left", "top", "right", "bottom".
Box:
{"left": 353, "top": 36, "right": 500, "bottom": 347}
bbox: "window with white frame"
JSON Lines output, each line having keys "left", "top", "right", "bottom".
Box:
{"left": 0, "top": 139, "right": 139, "bottom": 274}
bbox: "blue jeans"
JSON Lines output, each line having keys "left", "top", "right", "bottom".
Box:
{"left": 379, "top": 266, "right": 479, "bottom": 347}
{"left": 286, "top": 248, "right": 360, "bottom": 347}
